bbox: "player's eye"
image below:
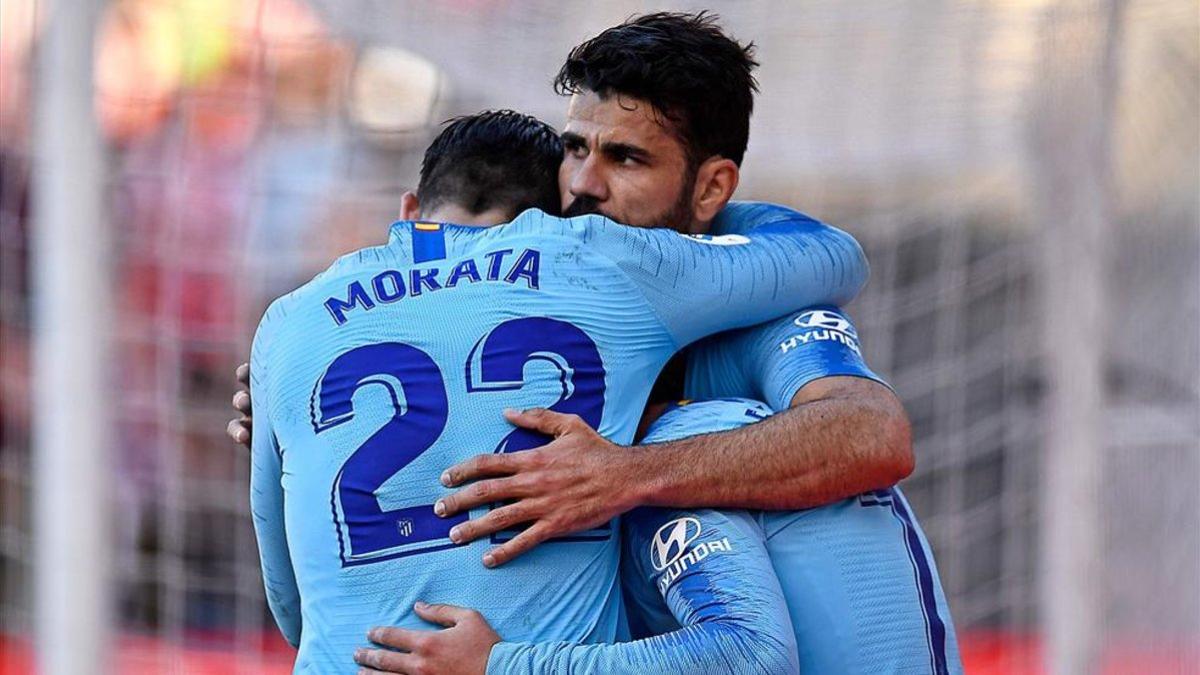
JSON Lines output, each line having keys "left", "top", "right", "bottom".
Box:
{"left": 563, "top": 138, "right": 587, "bottom": 158}
{"left": 610, "top": 151, "right": 643, "bottom": 166}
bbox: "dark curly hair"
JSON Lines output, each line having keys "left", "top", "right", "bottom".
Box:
{"left": 555, "top": 12, "right": 759, "bottom": 167}
{"left": 418, "top": 109, "right": 564, "bottom": 218}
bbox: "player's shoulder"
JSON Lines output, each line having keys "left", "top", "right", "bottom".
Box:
{"left": 508, "top": 207, "right": 819, "bottom": 256}
{"left": 712, "top": 200, "right": 826, "bottom": 236}
{"left": 255, "top": 238, "right": 396, "bottom": 332}
{"left": 501, "top": 207, "right": 638, "bottom": 244}
{"left": 508, "top": 208, "right": 709, "bottom": 245}
{"left": 494, "top": 208, "right": 590, "bottom": 238}
{"left": 643, "top": 398, "right": 774, "bottom": 444}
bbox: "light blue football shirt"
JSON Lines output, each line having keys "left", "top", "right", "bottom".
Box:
{"left": 249, "top": 207, "right": 867, "bottom": 672}
{"left": 489, "top": 399, "right": 961, "bottom": 675}
{"left": 488, "top": 496, "right": 799, "bottom": 675}
{"left": 637, "top": 400, "right": 963, "bottom": 675}
{"left": 686, "top": 201, "right": 890, "bottom": 410}
{"left": 488, "top": 204, "right": 961, "bottom": 674}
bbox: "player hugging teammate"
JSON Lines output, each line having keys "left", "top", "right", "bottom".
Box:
{"left": 231, "top": 12, "right": 962, "bottom": 675}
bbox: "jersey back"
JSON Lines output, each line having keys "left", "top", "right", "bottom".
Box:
{"left": 249, "top": 209, "right": 869, "bottom": 672}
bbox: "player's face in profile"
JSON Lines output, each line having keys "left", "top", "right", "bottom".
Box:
{"left": 559, "top": 91, "right": 698, "bottom": 232}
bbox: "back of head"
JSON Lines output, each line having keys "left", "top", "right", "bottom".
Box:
{"left": 555, "top": 11, "right": 759, "bottom": 168}
{"left": 417, "top": 110, "right": 563, "bottom": 220}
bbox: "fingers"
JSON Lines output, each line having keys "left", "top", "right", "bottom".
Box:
{"left": 445, "top": 500, "right": 541, "bottom": 545}
{"left": 228, "top": 373, "right": 252, "bottom": 448}
{"left": 412, "top": 601, "right": 477, "bottom": 627}
{"left": 226, "top": 418, "right": 250, "bottom": 446}
{"left": 233, "top": 390, "right": 251, "bottom": 415}
{"left": 354, "top": 647, "right": 417, "bottom": 673}
{"left": 436, "top": 475, "right": 534, "bottom": 519}
{"left": 480, "top": 521, "right": 554, "bottom": 568}
{"left": 503, "top": 408, "right": 585, "bottom": 437}
{"left": 440, "top": 452, "right": 525, "bottom": 488}
{"left": 366, "top": 626, "right": 425, "bottom": 651}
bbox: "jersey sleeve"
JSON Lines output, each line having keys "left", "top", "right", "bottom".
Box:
{"left": 486, "top": 508, "right": 798, "bottom": 675}
{"left": 579, "top": 211, "right": 868, "bottom": 348}
{"left": 685, "top": 305, "right": 891, "bottom": 411}
{"left": 248, "top": 313, "right": 303, "bottom": 648}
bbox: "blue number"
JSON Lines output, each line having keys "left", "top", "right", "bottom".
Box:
{"left": 311, "top": 343, "right": 467, "bottom": 566}
{"left": 466, "top": 317, "right": 609, "bottom": 542}
{"left": 313, "top": 318, "right": 610, "bottom": 567}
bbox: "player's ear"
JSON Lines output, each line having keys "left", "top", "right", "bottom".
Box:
{"left": 690, "top": 157, "right": 739, "bottom": 226}
{"left": 400, "top": 191, "right": 421, "bottom": 220}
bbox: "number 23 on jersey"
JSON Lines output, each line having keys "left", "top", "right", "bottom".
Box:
{"left": 309, "top": 317, "right": 607, "bottom": 566}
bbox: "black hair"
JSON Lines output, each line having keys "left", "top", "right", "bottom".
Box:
{"left": 555, "top": 11, "right": 759, "bottom": 167}
{"left": 417, "top": 110, "right": 563, "bottom": 218}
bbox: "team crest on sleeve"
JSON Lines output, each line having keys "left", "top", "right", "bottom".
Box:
{"left": 779, "top": 309, "right": 862, "bottom": 355}
{"left": 679, "top": 233, "right": 751, "bottom": 246}
{"left": 650, "top": 515, "right": 734, "bottom": 594}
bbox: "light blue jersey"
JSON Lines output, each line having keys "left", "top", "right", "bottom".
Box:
{"left": 488, "top": 505, "right": 799, "bottom": 674}
{"left": 487, "top": 203, "right": 960, "bottom": 674}
{"left": 488, "top": 399, "right": 961, "bottom": 675}
{"left": 637, "top": 400, "right": 963, "bottom": 674}
{"left": 673, "top": 234, "right": 964, "bottom": 675}
{"left": 687, "top": 201, "right": 890, "bottom": 410}
{"left": 250, "top": 207, "right": 867, "bottom": 672}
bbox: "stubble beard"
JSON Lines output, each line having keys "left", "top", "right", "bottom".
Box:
{"left": 562, "top": 171, "right": 697, "bottom": 233}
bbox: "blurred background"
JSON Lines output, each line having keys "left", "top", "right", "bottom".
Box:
{"left": 0, "top": 0, "right": 1196, "bottom": 673}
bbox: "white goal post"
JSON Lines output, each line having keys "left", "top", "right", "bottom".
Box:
{"left": 31, "top": 0, "right": 111, "bottom": 673}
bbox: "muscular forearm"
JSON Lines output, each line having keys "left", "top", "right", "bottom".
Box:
{"left": 434, "top": 381, "right": 913, "bottom": 565}
{"left": 632, "top": 382, "right": 913, "bottom": 510}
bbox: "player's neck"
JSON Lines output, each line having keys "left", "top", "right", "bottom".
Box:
{"left": 419, "top": 203, "right": 511, "bottom": 227}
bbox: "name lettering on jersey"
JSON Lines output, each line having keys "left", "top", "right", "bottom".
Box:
{"left": 323, "top": 248, "right": 542, "bottom": 326}
{"left": 650, "top": 515, "right": 736, "bottom": 594}
{"left": 778, "top": 308, "right": 861, "bottom": 355}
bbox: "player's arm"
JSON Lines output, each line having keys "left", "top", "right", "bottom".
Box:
{"left": 354, "top": 509, "right": 798, "bottom": 675}
{"left": 587, "top": 211, "right": 870, "bottom": 347}
{"left": 679, "top": 306, "right": 914, "bottom": 509}
{"left": 248, "top": 322, "right": 302, "bottom": 648}
{"left": 432, "top": 211, "right": 876, "bottom": 565}
{"left": 492, "top": 508, "right": 797, "bottom": 674}
{"left": 432, "top": 206, "right": 907, "bottom": 562}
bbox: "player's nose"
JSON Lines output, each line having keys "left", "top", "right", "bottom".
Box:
{"left": 568, "top": 154, "right": 608, "bottom": 203}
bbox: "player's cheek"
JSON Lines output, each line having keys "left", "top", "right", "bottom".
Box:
{"left": 606, "top": 179, "right": 644, "bottom": 225}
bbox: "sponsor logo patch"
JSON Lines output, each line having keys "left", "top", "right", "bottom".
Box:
{"left": 650, "top": 515, "right": 735, "bottom": 593}
{"left": 651, "top": 517, "right": 702, "bottom": 571}
{"left": 794, "top": 309, "right": 857, "bottom": 336}
{"left": 779, "top": 309, "right": 862, "bottom": 355}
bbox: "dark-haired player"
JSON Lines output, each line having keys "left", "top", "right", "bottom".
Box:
{"left": 249, "top": 108, "right": 866, "bottom": 672}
